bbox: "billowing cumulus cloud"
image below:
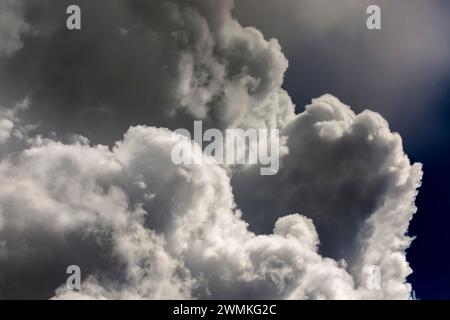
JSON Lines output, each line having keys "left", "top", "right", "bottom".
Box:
{"left": 0, "top": 0, "right": 422, "bottom": 300}
{"left": 0, "top": 121, "right": 420, "bottom": 299}
{"left": 233, "top": 95, "right": 422, "bottom": 298}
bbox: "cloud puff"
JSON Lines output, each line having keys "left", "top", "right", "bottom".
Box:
{"left": 0, "top": 119, "right": 13, "bottom": 144}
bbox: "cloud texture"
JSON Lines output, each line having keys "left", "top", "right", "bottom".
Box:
{"left": 0, "top": 0, "right": 422, "bottom": 299}
{"left": 0, "top": 0, "right": 28, "bottom": 57}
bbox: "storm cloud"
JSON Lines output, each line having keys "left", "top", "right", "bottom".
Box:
{"left": 0, "top": 0, "right": 294, "bottom": 144}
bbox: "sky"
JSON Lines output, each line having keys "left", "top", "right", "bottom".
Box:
{"left": 0, "top": 0, "right": 448, "bottom": 299}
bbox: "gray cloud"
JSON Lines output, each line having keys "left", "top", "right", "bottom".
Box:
{"left": 0, "top": 0, "right": 294, "bottom": 144}
{"left": 0, "top": 0, "right": 422, "bottom": 299}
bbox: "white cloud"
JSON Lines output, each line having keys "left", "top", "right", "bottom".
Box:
{"left": 0, "top": 111, "right": 421, "bottom": 299}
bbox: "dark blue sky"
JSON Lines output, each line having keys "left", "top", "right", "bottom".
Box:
{"left": 406, "top": 79, "right": 450, "bottom": 300}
